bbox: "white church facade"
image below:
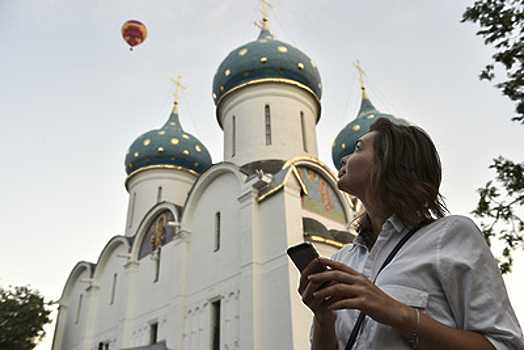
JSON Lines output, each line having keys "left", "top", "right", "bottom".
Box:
{"left": 52, "top": 8, "right": 408, "bottom": 350}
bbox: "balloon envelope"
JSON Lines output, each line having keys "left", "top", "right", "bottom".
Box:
{"left": 122, "top": 20, "right": 147, "bottom": 49}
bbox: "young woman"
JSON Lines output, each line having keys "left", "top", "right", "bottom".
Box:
{"left": 299, "top": 118, "right": 523, "bottom": 349}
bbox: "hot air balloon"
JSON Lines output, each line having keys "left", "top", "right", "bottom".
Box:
{"left": 122, "top": 20, "right": 147, "bottom": 50}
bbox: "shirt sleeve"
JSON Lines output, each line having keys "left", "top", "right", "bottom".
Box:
{"left": 436, "top": 216, "right": 524, "bottom": 349}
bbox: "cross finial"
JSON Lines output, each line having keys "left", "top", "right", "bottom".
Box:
{"left": 255, "top": 0, "right": 274, "bottom": 30}
{"left": 169, "top": 74, "right": 188, "bottom": 113}
{"left": 352, "top": 59, "right": 367, "bottom": 92}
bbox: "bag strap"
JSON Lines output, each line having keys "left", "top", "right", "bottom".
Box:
{"left": 344, "top": 220, "right": 430, "bottom": 350}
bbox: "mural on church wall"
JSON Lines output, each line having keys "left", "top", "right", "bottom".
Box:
{"left": 139, "top": 210, "right": 176, "bottom": 259}
{"left": 296, "top": 166, "right": 346, "bottom": 224}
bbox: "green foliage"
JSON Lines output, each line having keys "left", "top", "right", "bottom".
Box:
{"left": 462, "top": 0, "right": 524, "bottom": 122}
{"left": 473, "top": 157, "right": 524, "bottom": 274}
{"left": 463, "top": 0, "right": 524, "bottom": 274}
{"left": 0, "top": 285, "right": 52, "bottom": 350}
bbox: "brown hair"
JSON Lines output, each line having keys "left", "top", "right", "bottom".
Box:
{"left": 356, "top": 118, "right": 447, "bottom": 235}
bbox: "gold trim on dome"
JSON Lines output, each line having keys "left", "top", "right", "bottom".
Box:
{"left": 298, "top": 63, "right": 304, "bottom": 70}
{"left": 243, "top": 71, "right": 250, "bottom": 76}
{"left": 126, "top": 149, "right": 130, "bottom": 155}
{"left": 171, "top": 138, "right": 179, "bottom": 145}
{"left": 277, "top": 46, "right": 288, "bottom": 53}
{"left": 310, "top": 60, "right": 317, "bottom": 68}
{"left": 318, "top": 83, "right": 322, "bottom": 89}
{"left": 213, "top": 93, "right": 217, "bottom": 99}
{"left": 342, "top": 143, "right": 346, "bottom": 149}
{"left": 239, "top": 48, "right": 248, "bottom": 56}
{"left": 258, "top": 39, "right": 268, "bottom": 43}
{"left": 367, "top": 114, "right": 375, "bottom": 119}
{"left": 306, "top": 235, "right": 347, "bottom": 248}
{"left": 158, "top": 147, "right": 164, "bottom": 152}
{"left": 260, "top": 57, "right": 268, "bottom": 63}
{"left": 182, "top": 134, "right": 189, "bottom": 139}
{"left": 225, "top": 69, "right": 231, "bottom": 77}
{"left": 352, "top": 125, "right": 360, "bottom": 131}
{"left": 125, "top": 164, "right": 200, "bottom": 187}
{"left": 220, "top": 86, "right": 225, "bottom": 92}
{"left": 158, "top": 131, "right": 165, "bottom": 135}
{"left": 194, "top": 162, "right": 199, "bottom": 167}
{"left": 169, "top": 122, "right": 176, "bottom": 126}
{"left": 144, "top": 139, "right": 151, "bottom": 146}
{"left": 135, "top": 152, "right": 139, "bottom": 157}
{"left": 183, "top": 150, "right": 189, "bottom": 155}
{"left": 195, "top": 145, "right": 202, "bottom": 152}
{"left": 216, "top": 77, "right": 320, "bottom": 111}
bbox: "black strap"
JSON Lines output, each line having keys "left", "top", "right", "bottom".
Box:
{"left": 344, "top": 220, "right": 430, "bottom": 350}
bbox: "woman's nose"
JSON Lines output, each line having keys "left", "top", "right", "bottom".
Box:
{"left": 341, "top": 155, "right": 350, "bottom": 164}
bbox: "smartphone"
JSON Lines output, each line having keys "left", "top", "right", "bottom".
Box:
{"left": 287, "top": 241, "right": 326, "bottom": 273}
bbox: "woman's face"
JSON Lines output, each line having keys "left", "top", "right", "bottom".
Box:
{"left": 337, "top": 131, "right": 377, "bottom": 200}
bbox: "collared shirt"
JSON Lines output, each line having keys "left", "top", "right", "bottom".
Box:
{"left": 325, "top": 215, "right": 523, "bottom": 349}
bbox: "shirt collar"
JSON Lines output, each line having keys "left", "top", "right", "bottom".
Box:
{"left": 382, "top": 214, "right": 406, "bottom": 235}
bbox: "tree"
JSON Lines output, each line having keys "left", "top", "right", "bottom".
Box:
{"left": 462, "top": 0, "right": 524, "bottom": 273}
{"left": 0, "top": 285, "right": 52, "bottom": 350}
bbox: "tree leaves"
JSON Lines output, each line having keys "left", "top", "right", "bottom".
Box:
{"left": 0, "top": 285, "right": 52, "bottom": 350}
{"left": 462, "top": 0, "right": 524, "bottom": 123}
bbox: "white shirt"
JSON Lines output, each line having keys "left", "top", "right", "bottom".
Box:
{"left": 324, "top": 215, "right": 524, "bottom": 349}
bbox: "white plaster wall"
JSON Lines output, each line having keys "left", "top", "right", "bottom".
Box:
{"left": 183, "top": 170, "right": 243, "bottom": 349}
{"left": 219, "top": 83, "right": 320, "bottom": 166}
{"left": 125, "top": 169, "right": 196, "bottom": 236}
{"left": 60, "top": 269, "right": 91, "bottom": 350}
{"left": 88, "top": 243, "right": 128, "bottom": 348}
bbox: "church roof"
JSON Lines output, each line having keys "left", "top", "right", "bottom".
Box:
{"left": 331, "top": 89, "right": 410, "bottom": 170}
{"left": 125, "top": 104, "right": 212, "bottom": 177}
{"left": 212, "top": 20, "right": 322, "bottom": 108}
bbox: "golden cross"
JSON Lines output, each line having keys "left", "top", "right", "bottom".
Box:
{"left": 169, "top": 74, "right": 188, "bottom": 111}
{"left": 352, "top": 59, "right": 367, "bottom": 90}
{"left": 255, "top": 0, "right": 274, "bottom": 29}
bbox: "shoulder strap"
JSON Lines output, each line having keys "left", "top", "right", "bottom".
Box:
{"left": 344, "top": 220, "right": 430, "bottom": 350}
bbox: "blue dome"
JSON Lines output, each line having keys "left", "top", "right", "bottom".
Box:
{"left": 125, "top": 105, "right": 212, "bottom": 176}
{"left": 332, "top": 90, "right": 410, "bottom": 170}
{"left": 212, "top": 25, "right": 322, "bottom": 107}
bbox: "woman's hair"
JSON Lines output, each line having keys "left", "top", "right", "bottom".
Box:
{"left": 356, "top": 118, "right": 448, "bottom": 235}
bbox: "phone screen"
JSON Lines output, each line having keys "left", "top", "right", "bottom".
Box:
{"left": 287, "top": 242, "right": 326, "bottom": 273}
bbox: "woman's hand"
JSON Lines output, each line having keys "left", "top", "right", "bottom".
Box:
{"left": 298, "top": 258, "right": 337, "bottom": 325}
{"left": 308, "top": 257, "right": 407, "bottom": 327}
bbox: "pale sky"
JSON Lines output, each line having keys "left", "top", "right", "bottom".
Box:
{"left": 1, "top": 0, "right": 523, "bottom": 348}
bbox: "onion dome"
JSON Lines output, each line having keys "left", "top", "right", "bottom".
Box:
{"left": 212, "top": 18, "right": 322, "bottom": 109}
{"left": 125, "top": 103, "right": 212, "bottom": 176}
{"left": 332, "top": 88, "right": 410, "bottom": 170}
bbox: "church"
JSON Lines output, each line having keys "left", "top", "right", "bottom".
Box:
{"left": 51, "top": 6, "right": 408, "bottom": 350}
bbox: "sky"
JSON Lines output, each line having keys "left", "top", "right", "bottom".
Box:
{"left": 1, "top": 0, "right": 523, "bottom": 348}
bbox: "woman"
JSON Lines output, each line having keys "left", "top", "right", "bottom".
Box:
{"left": 299, "top": 118, "right": 523, "bottom": 349}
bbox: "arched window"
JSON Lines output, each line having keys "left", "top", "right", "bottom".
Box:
{"left": 214, "top": 212, "right": 221, "bottom": 251}
{"left": 110, "top": 273, "right": 117, "bottom": 305}
{"left": 265, "top": 105, "right": 271, "bottom": 145}
{"left": 301, "top": 111, "right": 308, "bottom": 152}
{"left": 232, "top": 116, "right": 236, "bottom": 157}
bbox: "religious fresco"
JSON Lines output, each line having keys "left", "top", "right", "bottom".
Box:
{"left": 139, "top": 210, "right": 176, "bottom": 259}
{"left": 296, "top": 166, "right": 346, "bottom": 224}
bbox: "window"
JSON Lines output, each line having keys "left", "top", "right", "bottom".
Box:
{"left": 157, "top": 186, "right": 163, "bottom": 203}
{"left": 211, "top": 299, "right": 221, "bottom": 350}
{"left": 75, "top": 294, "right": 83, "bottom": 324}
{"left": 110, "top": 273, "right": 117, "bottom": 305}
{"left": 128, "top": 192, "right": 136, "bottom": 228}
{"left": 154, "top": 247, "right": 161, "bottom": 282}
{"left": 150, "top": 322, "right": 158, "bottom": 345}
{"left": 232, "top": 116, "right": 236, "bottom": 157}
{"left": 214, "top": 212, "right": 221, "bottom": 251}
{"left": 301, "top": 111, "right": 308, "bottom": 152}
{"left": 98, "top": 342, "right": 109, "bottom": 350}
{"left": 264, "top": 105, "right": 271, "bottom": 145}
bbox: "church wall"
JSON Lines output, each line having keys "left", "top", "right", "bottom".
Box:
{"left": 219, "top": 83, "right": 319, "bottom": 165}
{"left": 87, "top": 242, "right": 129, "bottom": 349}
{"left": 59, "top": 268, "right": 92, "bottom": 350}
{"left": 183, "top": 169, "right": 243, "bottom": 349}
{"left": 125, "top": 169, "right": 196, "bottom": 236}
